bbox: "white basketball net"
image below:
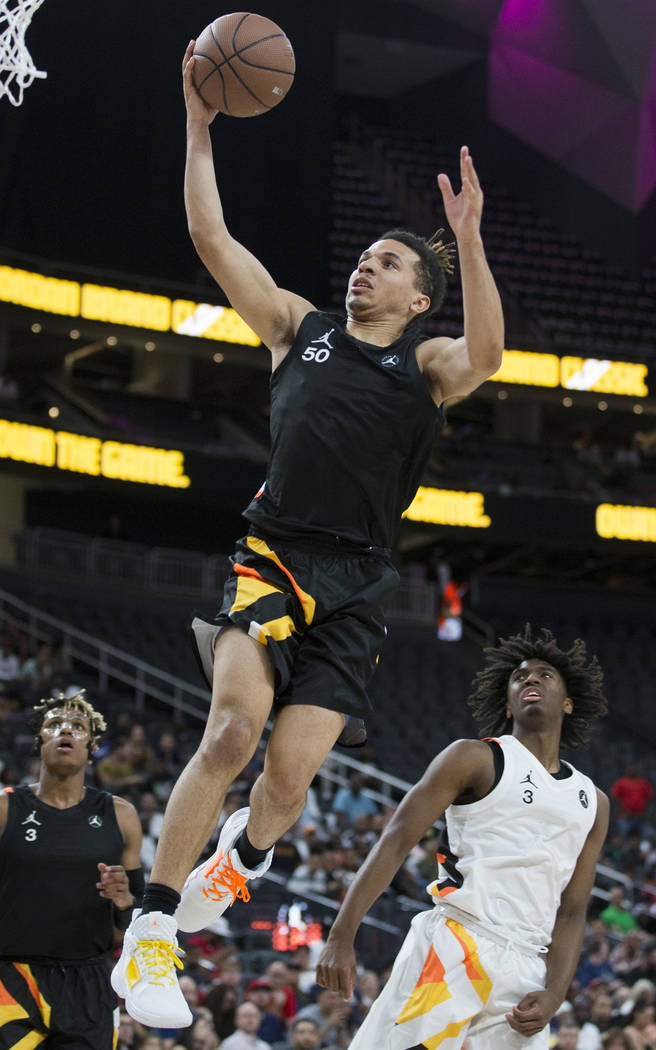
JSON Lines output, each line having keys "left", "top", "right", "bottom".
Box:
{"left": 0, "top": 0, "right": 47, "bottom": 106}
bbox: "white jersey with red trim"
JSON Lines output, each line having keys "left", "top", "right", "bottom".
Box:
{"left": 427, "top": 734, "right": 597, "bottom": 950}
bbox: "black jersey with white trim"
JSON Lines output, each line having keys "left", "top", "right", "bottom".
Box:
{"left": 0, "top": 785, "right": 124, "bottom": 961}
{"left": 244, "top": 312, "right": 444, "bottom": 549}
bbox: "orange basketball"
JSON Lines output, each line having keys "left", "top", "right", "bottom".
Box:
{"left": 192, "top": 12, "right": 295, "bottom": 118}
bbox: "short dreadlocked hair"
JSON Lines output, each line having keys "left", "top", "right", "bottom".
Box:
{"left": 32, "top": 689, "right": 107, "bottom": 755}
{"left": 469, "top": 624, "right": 607, "bottom": 749}
{"left": 379, "top": 228, "right": 455, "bottom": 322}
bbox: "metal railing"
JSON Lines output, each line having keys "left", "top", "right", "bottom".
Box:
{"left": 15, "top": 526, "right": 438, "bottom": 623}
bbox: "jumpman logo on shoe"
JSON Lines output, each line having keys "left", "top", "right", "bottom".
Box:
{"left": 21, "top": 810, "right": 42, "bottom": 826}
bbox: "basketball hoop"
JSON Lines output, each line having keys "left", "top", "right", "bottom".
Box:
{"left": 0, "top": 0, "right": 47, "bottom": 106}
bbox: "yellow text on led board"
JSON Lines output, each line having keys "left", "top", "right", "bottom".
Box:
{"left": 404, "top": 487, "right": 491, "bottom": 528}
{"left": 596, "top": 503, "right": 656, "bottom": 543}
{"left": 0, "top": 419, "right": 190, "bottom": 489}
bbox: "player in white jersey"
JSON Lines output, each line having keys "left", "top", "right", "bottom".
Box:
{"left": 316, "top": 625, "right": 610, "bottom": 1049}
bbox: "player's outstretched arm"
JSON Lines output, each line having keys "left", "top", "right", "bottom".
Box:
{"left": 421, "top": 146, "right": 504, "bottom": 403}
{"left": 182, "top": 43, "right": 313, "bottom": 356}
{"left": 506, "top": 788, "right": 610, "bottom": 1038}
{"left": 316, "top": 739, "right": 495, "bottom": 998}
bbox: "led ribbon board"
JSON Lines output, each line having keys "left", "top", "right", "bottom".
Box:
{"left": 489, "top": 350, "right": 648, "bottom": 398}
{"left": 404, "top": 487, "right": 491, "bottom": 528}
{"left": 0, "top": 265, "right": 261, "bottom": 346}
{"left": 0, "top": 419, "right": 190, "bottom": 488}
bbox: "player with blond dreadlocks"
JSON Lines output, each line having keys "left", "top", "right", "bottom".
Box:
{"left": 317, "top": 625, "right": 609, "bottom": 1049}
{"left": 0, "top": 689, "right": 142, "bottom": 1050}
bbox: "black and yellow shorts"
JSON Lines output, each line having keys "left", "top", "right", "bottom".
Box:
{"left": 0, "top": 956, "right": 117, "bottom": 1050}
{"left": 205, "top": 531, "right": 399, "bottom": 718}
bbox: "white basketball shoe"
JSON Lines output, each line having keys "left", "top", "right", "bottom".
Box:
{"left": 175, "top": 807, "right": 273, "bottom": 933}
{"left": 111, "top": 909, "right": 192, "bottom": 1028}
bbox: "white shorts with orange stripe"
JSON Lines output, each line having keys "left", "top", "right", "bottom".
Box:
{"left": 349, "top": 907, "right": 549, "bottom": 1050}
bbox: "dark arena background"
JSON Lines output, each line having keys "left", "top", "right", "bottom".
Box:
{"left": 1, "top": 0, "right": 656, "bottom": 1043}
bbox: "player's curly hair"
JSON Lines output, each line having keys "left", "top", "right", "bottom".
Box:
{"left": 469, "top": 624, "right": 607, "bottom": 749}
{"left": 380, "top": 228, "right": 454, "bottom": 322}
{"left": 32, "top": 689, "right": 107, "bottom": 755}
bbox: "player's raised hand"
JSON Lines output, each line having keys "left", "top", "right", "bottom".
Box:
{"left": 437, "top": 146, "right": 484, "bottom": 243}
{"left": 316, "top": 938, "right": 358, "bottom": 1000}
{"left": 182, "top": 41, "right": 219, "bottom": 124}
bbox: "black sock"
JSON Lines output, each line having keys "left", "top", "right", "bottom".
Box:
{"left": 140, "top": 882, "right": 181, "bottom": 917}
{"left": 235, "top": 828, "right": 272, "bottom": 870}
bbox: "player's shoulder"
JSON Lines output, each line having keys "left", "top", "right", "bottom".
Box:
{"left": 0, "top": 786, "right": 14, "bottom": 834}
{"left": 112, "top": 794, "right": 139, "bottom": 818}
{"left": 426, "top": 737, "right": 494, "bottom": 776}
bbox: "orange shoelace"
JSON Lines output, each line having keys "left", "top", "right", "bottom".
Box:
{"left": 135, "top": 940, "right": 184, "bottom": 986}
{"left": 202, "top": 850, "right": 251, "bottom": 905}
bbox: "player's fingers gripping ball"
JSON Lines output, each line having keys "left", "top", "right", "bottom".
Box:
{"left": 192, "top": 11, "right": 295, "bottom": 117}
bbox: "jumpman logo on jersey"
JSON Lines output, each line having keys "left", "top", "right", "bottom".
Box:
{"left": 312, "top": 329, "right": 334, "bottom": 350}
{"left": 520, "top": 772, "right": 537, "bottom": 788}
{"left": 21, "top": 810, "right": 42, "bottom": 826}
{"left": 88, "top": 814, "right": 103, "bottom": 828}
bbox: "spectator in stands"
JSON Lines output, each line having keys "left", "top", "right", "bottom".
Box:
{"left": 116, "top": 1009, "right": 139, "bottom": 1050}
{"left": 96, "top": 737, "right": 146, "bottom": 793}
{"left": 602, "top": 887, "right": 639, "bottom": 935}
{"left": 221, "top": 1002, "right": 270, "bottom": 1050}
{"left": 572, "top": 990, "right": 608, "bottom": 1049}
{"left": 611, "top": 765, "right": 654, "bottom": 838}
{"left": 272, "top": 1016, "right": 320, "bottom": 1050}
{"left": 138, "top": 790, "right": 164, "bottom": 876}
{"left": 245, "top": 977, "right": 286, "bottom": 1045}
{"left": 617, "top": 833, "right": 648, "bottom": 882}
{"left": 0, "top": 632, "right": 19, "bottom": 683}
{"left": 288, "top": 847, "right": 330, "bottom": 896}
{"left": 353, "top": 969, "right": 380, "bottom": 1022}
{"left": 317, "top": 625, "right": 609, "bottom": 1047}
{"left": 138, "top": 1035, "right": 165, "bottom": 1050}
{"left": 602, "top": 1030, "right": 632, "bottom": 1050}
{"left": 554, "top": 1019, "right": 583, "bottom": 1048}
{"left": 623, "top": 1001, "right": 656, "bottom": 1050}
{"left": 284, "top": 959, "right": 314, "bottom": 1012}
{"left": 294, "top": 988, "right": 352, "bottom": 1049}
{"left": 204, "top": 981, "right": 238, "bottom": 1040}
{"left": 331, "top": 773, "right": 378, "bottom": 828}
{"left": 189, "top": 1016, "right": 221, "bottom": 1050}
{"left": 266, "top": 959, "right": 297, "bottom": 1024}
{"left": 217, "top": 953, "right": 244, "bottom": 988}
{"left": 125, "top": 723, "right": 160, "bottom": 783}
{"left": 114, "top": 46, "right": 505, "bottom": 1030}
{"left": 578, "top": 937, "right": 617, "bottom": 989}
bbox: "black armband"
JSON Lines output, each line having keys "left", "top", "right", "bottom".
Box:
{"left": 127, "top": 867, "right": 145, "bottom": 906}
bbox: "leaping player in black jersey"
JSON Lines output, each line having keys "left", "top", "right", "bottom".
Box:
{"left": 0, "top": 690, "right": 143, "bottom": 1050}
{"left": 113, "top": 43, "right": 505, "bottom": 1028}
{"left": 316, "top": 625, "right": 609, "bottom": 1050}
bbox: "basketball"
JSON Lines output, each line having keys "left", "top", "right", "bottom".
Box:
{"left": 192, "top": 12, "right": 295, "bottom": 118}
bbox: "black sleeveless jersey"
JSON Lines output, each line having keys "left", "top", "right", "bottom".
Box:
{"left": 244, "top": 312, "right": 444, "bottom": 549}
{"left": 0, "top": 785, "right": 124, "bottom": 961}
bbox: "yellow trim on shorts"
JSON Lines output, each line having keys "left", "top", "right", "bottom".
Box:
{"left": 7, "top": 1031, "right": 48, "bottom": 1050}
{"left": 445, "top": 918, "right": 493, "bottom": 1005}
{"left": 258, "top": 615, "right": 297, "bottom": 643}
{"left": 423, "top": 1015, "right": 473, "bottom": 1049}
{"left": 245, "top": 536, "right": 316, "bottom": 624}
{"left": 231, "top": 572, "right": 281, "bottom": 614}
